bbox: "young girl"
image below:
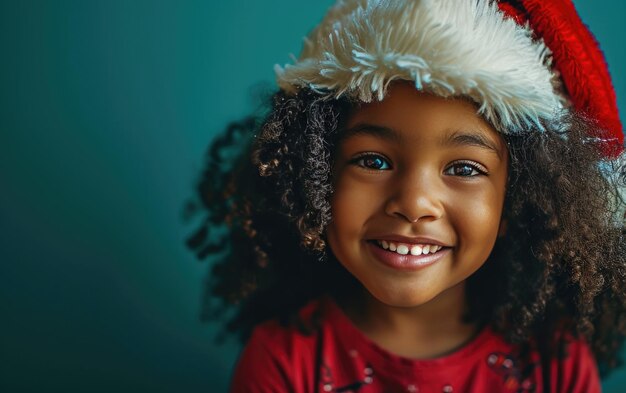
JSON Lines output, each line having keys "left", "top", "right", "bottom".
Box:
{"left": 187, "top": 0, "right": 626, "bottom": 391}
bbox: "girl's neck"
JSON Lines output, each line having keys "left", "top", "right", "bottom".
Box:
{"left": 335, "top": 282, "right": 483, "bottom": 359}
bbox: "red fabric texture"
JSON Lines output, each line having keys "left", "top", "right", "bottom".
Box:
{"left": 499, "top": 0, "right": 624, "bottom": 158}
{"left": 230, "top": 297, "right": 601, "bottom": 392}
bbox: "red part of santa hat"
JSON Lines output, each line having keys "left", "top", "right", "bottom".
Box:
{"left": 499, "top": 0, "right": 624, "bottom": 158}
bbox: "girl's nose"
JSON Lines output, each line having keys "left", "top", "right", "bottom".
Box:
{"left": 384, "top": 172, "right": 444, "bottom": 223}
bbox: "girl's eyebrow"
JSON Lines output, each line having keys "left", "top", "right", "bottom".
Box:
{"left": 341, "top": 123, "right": 403, "bottom": 143}
{"left": 341, "top": 123, "right": 503, "bottom": 160}
{"left": 443, "top": 130, "right": 504, "bottom": 161}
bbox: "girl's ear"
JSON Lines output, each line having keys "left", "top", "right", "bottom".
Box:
{"left": 497, "top": 218, "right": 507, "bottom": 238}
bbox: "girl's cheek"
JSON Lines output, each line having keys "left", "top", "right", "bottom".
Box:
{"left": 332, "top": 180, "right": 364, "bottom": 220}
{"left": 334, "top": 171, "right": 387, "bottom": 210}
{"left": 330, "top": 173, "right": 381, "bottom": 239}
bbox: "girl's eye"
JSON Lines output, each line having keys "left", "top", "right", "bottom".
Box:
{"left": 350, "top": 153, "right": 392, "bottom": 170}
{"left": 444, "top": 161, "right": 487, "bottom": 177}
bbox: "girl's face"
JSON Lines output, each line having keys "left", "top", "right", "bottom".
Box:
{"left": 327, "top": 82, "right": 508, "bottom": 308}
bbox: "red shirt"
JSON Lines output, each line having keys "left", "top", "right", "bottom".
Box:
{"left": 231, "top": 297, "right": 600, "bottom": 392}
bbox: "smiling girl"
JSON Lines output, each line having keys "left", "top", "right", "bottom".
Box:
{"left": 187, "top": 1, "right": 626, "bottom": 391}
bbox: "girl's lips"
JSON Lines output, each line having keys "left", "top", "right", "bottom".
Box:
{"left": 366, "top": 240, "right": 449, "bottom": 271}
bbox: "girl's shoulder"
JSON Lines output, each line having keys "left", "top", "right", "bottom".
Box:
{"left": 230, "top": 297, "right": 328, "bottom": 392}
{"left": 238, "top": 297, "right": 326, "bottom": 356}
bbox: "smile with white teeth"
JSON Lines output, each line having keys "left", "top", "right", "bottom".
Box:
{"left": 376, "top": 240, "right": 443, "bottom": 256}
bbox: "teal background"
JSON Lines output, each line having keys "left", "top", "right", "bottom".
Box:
{"left": 1, "top": 1, "right": 624, "bottom": 392}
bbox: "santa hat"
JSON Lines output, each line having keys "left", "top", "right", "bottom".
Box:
{"left": 275, "top": 0, "right": 623, "bottom": 158}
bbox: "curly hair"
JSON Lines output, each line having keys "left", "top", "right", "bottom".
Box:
{"left": 186, "top": 88, "right": 626, "bottom": 376}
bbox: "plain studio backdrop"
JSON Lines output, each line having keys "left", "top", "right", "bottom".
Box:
{"left": 1, "top": 1, "right": 624, "bottom": 392}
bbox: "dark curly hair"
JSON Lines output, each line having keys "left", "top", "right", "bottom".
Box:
{"left": 185, "top": 88, "right": 626, "bottom": 377}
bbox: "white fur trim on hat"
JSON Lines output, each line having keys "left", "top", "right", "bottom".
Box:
{"left": 275, "top": 0, "right": 569, "bottom": 132}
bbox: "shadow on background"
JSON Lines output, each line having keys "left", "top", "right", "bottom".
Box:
{"left": 1, "top": 1, "right": 624, "bottom": 392}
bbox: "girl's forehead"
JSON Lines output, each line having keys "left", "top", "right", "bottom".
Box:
{"left": 345, "top": 83, "right": 503, "bottom": 145}
{"left": 336, "top": 83, "right": 508, "bottom": 164}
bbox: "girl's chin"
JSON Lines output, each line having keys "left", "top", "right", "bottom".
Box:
{"left": 361, "top": 279, "right": 467, "bottom": 310}
{"left": 365, "top": 287, "right": 443, "bottom": 309}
